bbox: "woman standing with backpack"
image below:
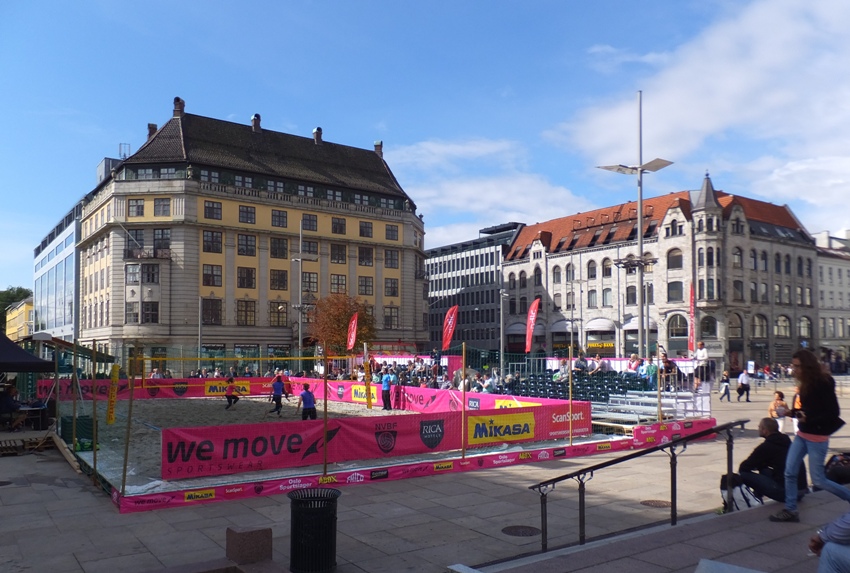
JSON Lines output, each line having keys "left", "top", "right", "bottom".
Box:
{"left": 770, "top": 349, "right": 848, "bottom": 522}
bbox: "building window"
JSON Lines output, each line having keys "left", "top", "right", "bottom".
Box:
{"left": 785, "top": 255, "right": 792, "bottom": 275}
{"left": 302, "top": 214, "right": 317, "bottom": 231}
{"left": 552, "top": 266, "right": 561, "bottom": 284}
{"left": 125, "top": 302, "right": 139, "bottom": 324}
{"left": 760, "top": 282, "right": 768, "bottom": 303}
{"left": 359, "top": 247, "right": 373, "bottom": 266}
{"left": 141, "top": 302, "right": 159, "bottom": 324}
{"left": 386, "top": 224, "right": 399, "bottom": 241}
{"left": 698, "top": 248, "right": 704, "bottom": 267}
{"left": 237, "top": 267, "right": 256, "bottom": 289}
{"left": 237, "top": 300, "right": 256, "bottom": 326}
{"left": 732, "top": 248, "right": 743, "bottom": 268}
{"left": 729, "top": 313, "right": 743, "bottom": 338}
{"left": 325, "top": 273, "right": 345, "bottom": 294}
{"left": 667, "top": 248, "right": 683, "bottom": 269}
{"left": 385, "top": 249, "right": 399, "bottom": 269}
{"left": 203, "top": 264, "right": 222, "bottom": 286}
{"left": 761, "top": 251, "right": 768, "bottom": 271}
{"left": 752, "top": 314, "right": 768, "bottom": 338}
{"left": 358, "top": 276, "right": 373, "bottom": 296}
{"left": 200, "top": 170, "right": 219, "bottom": 183}
{"left": 153, "top": 198, "right": 171, "bottom": 217}
{"left": 519, "top": 271, "right": 528, "bottom": 288}
{"left": 384, "top": 307, "right": 399, "bottom": 329}
{"left": 602, "top": 288, "right": 612, "bottom": 307}
{"left": 237, "top": 234, "right": 256, "bottom": 256}
{"left": 359, "top": 221, "right": 373, "bottom": 238}
{"left": 733, "top": 280, "right": 744, "bottom": 301}
{"left": 301, "top": 240, "right": 318, "bottom": 255}
{"left": 783, "top": 285, "right": 791, "bottom": 305}
{"left": 203, "top": 231, "right": 222, "bottom": 253}
{"left": 667, "top": 281, "right": 683, "bottom": 302}
{"left": 271, "top": 209, "right": 288, "bottom": 228}
{"left": 805, "top": 287, "right": 812, "bottom": 306}
{"left": 331, "top": 217, "right": 346, "bottom": 234}
{"left": 775, "top": 253, "right": 782, "bottom": 274}
{"left": 128, "top": 199, "right": 144, "bottom": 217}
{"left": 701, "top": 316, "right": 718, "bottom": 338}
{"left": 799, "top": 316, "right": 812, "bottom": 338}
{"left": 331, "top": 244, "right": 346, "bottom": 264}
{"left": 707, "top": 248, "right": 714, "bottom": 267}
{"left": 153, "top": 229, "right": 171, "bottom": 250}
{"left": 509, "top": 298, "right": 517, "bottom": 314}
{"left": 509, "top": 273, "right": 516, "bottom": 289}
{"left": 385, "top": 278, "right": 399, "bottom": 297}
{"left": 806, "top": 259, "right": 813, "bottom": 277}
{"left": 587, "top": 261, "right": 597, "bottom": 279}
{"left": 553, "top": 293, "right": 562, "bottom": 310}
{"left": 126, "top": 264, "right": 140, "bottom": 285}
{"left": 269, "top": 302, "right": 287, "bottom": 327}
{"left": 202, "top": 299, "right": 222, "bottom": 325}
{"left": 303, "top": 272, "right": 318, "bottom": 292}
{"left": 797, "top": 257, "right": 804, "bottom": 277}
{"left": 626, "top": 285, "right": 637, "bottom": 305}
{"left": 204, "top": 201, "right": 222, "bottom": 220}
{"left": 602, "top": 259, "right": 612, "bottom": 277}
{"left": 141, "top": 264, "right": 159, "bottom": 284}
{"left": 239, "top": 205, "right": 256, "bottom": 224}
{"left": 668, "top": 314, "right": 688, "bottom": 337}
{"left": 587, "top": 290, "right": 597, "bottom": 308}
{"left": 270, "top": 237, "right": 288, "bottom": 259}
{"left": 270, "top": 269, "right": 288, "bottom": 290}
{"left": 520, "top": 296, "right": 529, "bottom": 313}
{"left": 534, "top": 267, "right": 542, "bottom": 286}
{"left": 775, "top": 316, "right": 791, "bottom": 338}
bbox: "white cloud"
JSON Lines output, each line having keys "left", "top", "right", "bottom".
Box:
{"left": 548, "top": 0, "right": 850, "bottom": 234}
{"left": 389, "top": 137, "right": 598, "bottom": 248}
{"left": 389, "top": 138, "right": 528, "bottom": 175}
{"left": 586, "top": 44, "right": 671, "bottom": 74}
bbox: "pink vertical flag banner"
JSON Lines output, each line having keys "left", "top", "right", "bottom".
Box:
{"left": 347, "top": 313, "right": 358, "bottom": 351}
{"left": 525, "top": 298, "right": 541, "bottom": 354}
{"left": 442, "top": 306, "right": 459, "bottom": 351}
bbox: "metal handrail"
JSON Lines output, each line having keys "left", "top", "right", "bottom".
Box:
{"left": 528, "top": 418, "right": 750, "bottom": 552}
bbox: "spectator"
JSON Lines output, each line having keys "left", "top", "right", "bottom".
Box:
{"left": 573, "top": 352, "right": 588, "bottom": 374}
{"left": 739, "top": 417, "right": 807, "bottom": 503}
{"left": 0, "top": 387, "right": 27, "bottom": 432}
{"left": 770, "top": 349, "right": 850, "bottom": 523}
{"left": 807, "top": 510, "right": 850, "bottom": 572}
{"left": 718, "top": 370, "right": 731, "bottom": 402}
{"left": 737, "top": 370, "right": 751, "bottom": 402}
{"left": 768, "top": 390, "right": 789, "bottom": 432}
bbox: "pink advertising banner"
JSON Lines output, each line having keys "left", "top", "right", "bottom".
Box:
{"left": 161, "top": 401, "right": 592, "bottom": 480}
{"left": 117, "top": 417, "right": 716, "bottom": 513}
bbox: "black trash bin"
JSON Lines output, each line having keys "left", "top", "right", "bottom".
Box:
{"left": 288, "top": 488, "right": 341, "bottom": 573}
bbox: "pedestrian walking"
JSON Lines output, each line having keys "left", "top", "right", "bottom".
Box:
{"left": 718, "top": 371, "right": 731, "bottom": 402}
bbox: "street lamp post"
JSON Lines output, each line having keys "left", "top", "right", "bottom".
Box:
{"left": 291, "top": 218, "right": 318, "bottom": 373}
{"left": 499, "top": 289, "right": 509, "bottom": 381}
{"left": 598, "top": 90, "right": 672, "bottom": 359}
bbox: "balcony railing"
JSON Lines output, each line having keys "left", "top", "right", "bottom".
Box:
{"left": 124, "top": 248, "right": 172, "bottom": 260}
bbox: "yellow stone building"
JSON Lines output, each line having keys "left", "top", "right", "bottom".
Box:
{"left": 77, "top": 98, "right": 427, "bottom": 372}
{"left": 5, "top": 297, "right": 33, "bottom": 342}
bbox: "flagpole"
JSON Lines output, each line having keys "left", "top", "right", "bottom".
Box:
{"left": 363, "top": 342, "right": 372, "bottom": 409}
{"left": 461, "top": 342, "right": 467, "bottom": 459}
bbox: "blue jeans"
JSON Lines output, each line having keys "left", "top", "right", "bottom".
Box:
{"left": 784, "top": 435, "right": 850, "bottom": 511}
{"left": 819, "top": 541, "right": 850, "bottom": 573}
{"left": 740, "top": 470, "right": 784, "bottom": 502}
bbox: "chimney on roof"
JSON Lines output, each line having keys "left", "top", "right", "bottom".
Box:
{"left": 374, "top": 140, "right": 383, "bottom": 158}
{"left": 173, "top": 97, "right": 185, "bottom": 118}
{"left": 147, "top": 123, "right": 157, "bottom": 140}
{"left": 313, "top": 127, "right": 323, "bottom": 145}
{"left": 251, "top": 113, "right": 262, "bottom": 133}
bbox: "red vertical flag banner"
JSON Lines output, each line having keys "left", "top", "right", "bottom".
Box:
{"left": 346, "top": 313, "right": 358, "bottom": 351}
{"left": 688, "top": 284, "right": 696, "bottom": 352}
{"left": 442, "top": 305, "right": 459, "bottom": 351}
{"left": 525, "top": 298, "right": 541, "bottom": 354}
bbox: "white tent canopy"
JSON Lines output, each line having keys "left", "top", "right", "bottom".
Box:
{"left": 584, "top": 317, "right": 616, "bottom": 331}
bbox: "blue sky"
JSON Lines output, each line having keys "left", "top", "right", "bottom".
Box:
{"left": 2, "top": 0, "right": 849, "bottom": 290}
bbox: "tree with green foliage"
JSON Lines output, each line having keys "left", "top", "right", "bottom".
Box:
{"left": 308, "top": 294, "right": 376, "bottom": 356}
{"left": 0, "top": 286, "right": 33, "bottom": 333}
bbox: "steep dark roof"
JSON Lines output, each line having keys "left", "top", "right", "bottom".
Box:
{"left": 125, "top": 114, "right": 412, "bottom": 204}
{"left": 692, "top": 173, "right": 721, "bottom": 211}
